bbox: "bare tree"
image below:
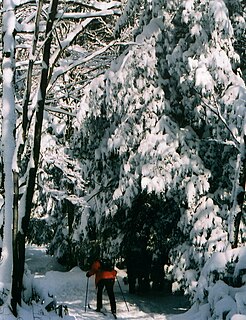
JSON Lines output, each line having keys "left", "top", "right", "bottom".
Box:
{"left": 0, "top": 0, "right": 122, "bottom": 316}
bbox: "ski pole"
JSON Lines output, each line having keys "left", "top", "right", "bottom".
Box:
{"left": 116, "top": 277, "right": 129, "bottom": 312}
{"left": 85, "top": 276, "right": 89, "bottom": 312}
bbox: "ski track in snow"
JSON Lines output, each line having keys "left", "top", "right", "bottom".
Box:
{"left": 1, "top": 245, "right": 189, "bottom": 320}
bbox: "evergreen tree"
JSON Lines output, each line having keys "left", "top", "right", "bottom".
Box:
{"left": 73, "top": 0, "right": 245, "bottom": 308}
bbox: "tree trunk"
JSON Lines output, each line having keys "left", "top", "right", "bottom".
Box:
{"left": 233, "top": 135, "right": 246, "bottom": 248}
{"left": 1, "top": 0, "right": 16, "bottom": 313}
{"left": 10, "top": 0, "right": 59, "bottom": 315}
{"left": 11, "top": 172, "right": 22, "bottom": 316}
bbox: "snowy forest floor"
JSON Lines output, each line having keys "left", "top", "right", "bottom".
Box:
{"left": 0, "top": 246, "right": 190, "bottom": 320}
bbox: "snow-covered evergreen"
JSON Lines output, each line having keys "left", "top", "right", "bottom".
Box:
{"left": 71, "top": 0, "right": 246, "bottom": 318}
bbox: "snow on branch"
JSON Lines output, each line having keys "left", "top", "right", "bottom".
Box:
{"left": 18, "top": 0, "right": 36, "bottom": 5}
{"left": 199, "top": 95, "right": 241, "bottom": 150}
{"left": 66, "top": 0, "right": 121, "bottom": 10}
{"left": 44, "top": 105, "right": 76, "bottom": 117}
{"left": 48, "top": 40, "right": 117, "bottom": 88}
{"left": 15, "top": 5, "right": 120, "bottom": 33}
{"left": 48, "top": 18, "right": 93, "bottom": 79}
{"left": 56, "top": 9, "right": 121, "bottom": 20}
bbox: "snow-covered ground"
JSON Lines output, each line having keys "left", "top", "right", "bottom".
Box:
{"left": 0, "top": 245, "right": 190, "bottom": 320}
{"left": 2, "top": 245, "right": 246, "bottom": 320}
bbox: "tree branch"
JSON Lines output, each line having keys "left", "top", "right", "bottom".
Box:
{"left": 198, "top": 94, "right": 241, "bottom": 150}
{"left": 65, "top": 0, "right": 121, "bottom": 10}
{"left": 48, "top": 40, "right": 117, "bottom": 89}
{"left": 56, "top": 9, "right": 121, "bottom": 19}
{"left": 48, "top": 18, "right": 93, "bottom": 84}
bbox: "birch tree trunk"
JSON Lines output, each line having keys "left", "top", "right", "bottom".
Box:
{"left": 0, "top": 0, "right": 16, "bottom": 306}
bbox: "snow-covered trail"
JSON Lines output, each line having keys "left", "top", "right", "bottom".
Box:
{"left": 25, "top": 246, "right": 189, "bottom": 320}
{"left": 57, "top": 276, "right": 189, "bottom": 320}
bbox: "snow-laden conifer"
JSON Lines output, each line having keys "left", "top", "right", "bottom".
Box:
{"left": 73, "top": 1, "right": 245, "bottom": 318}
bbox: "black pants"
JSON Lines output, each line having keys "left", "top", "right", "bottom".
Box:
{"left": 97, "top": 279, "right": 116, "bottom": 313}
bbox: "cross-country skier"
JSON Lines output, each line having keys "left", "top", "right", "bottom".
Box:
{"left": 86, "top": 259, "right": 117, "bottom": 318}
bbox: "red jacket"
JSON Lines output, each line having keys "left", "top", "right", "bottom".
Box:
{"left": 87, "top": 260, "right": 117, "bottom": 285}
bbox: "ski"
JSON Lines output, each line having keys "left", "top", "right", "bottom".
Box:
{"left": 87, "top": 304, "right": 107, "bottom": 316}
{"left": 87, "top": 304, "right": 117, "bottom": 319}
